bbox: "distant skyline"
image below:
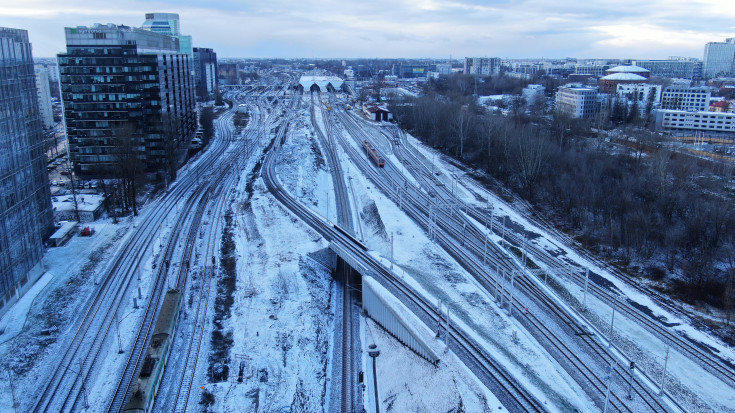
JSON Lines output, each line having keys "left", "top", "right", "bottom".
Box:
{"left": 1, "top": 0, "right": 734, "bottom": 60}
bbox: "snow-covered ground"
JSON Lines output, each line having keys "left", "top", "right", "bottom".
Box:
{"left": 404, "top": 131, "right": 735, "bottom": 412}
{"left": 3, "top": 86, "right": 732, "bottom": 413}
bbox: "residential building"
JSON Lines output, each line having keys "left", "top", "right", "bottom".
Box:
{"left": 522, "top": 84, "right": 546, "bottom": 107}
{"left": 140, "top": 12, "right": 192, "bottom": 54}
{"left": 633, "top": 58, "right": 702, "bottom": 79}
{"left": 0, "top": 27, "right": 54, "bottom": 317}
{"left": 464, "top": 57, "right": 501, "bottom": 76}
{"left": 616, "top": 83, "right": 662, "bottom": 105}
{"left": 661, "top": 85, "right": 711, "bottom": 111}
{"left": 555, "top": 84, "right": 599, "bottom": 118}
{"left": 703, "top": 38, "right": 735, "bottom": 79}
{"left": 192, "top": 47, "right": 218, "bottom": 100}
{"left": 34, "top": 65, "right": 55, "bottom": 129}
{"left": 58, "top": 23, "right": 197, "bottom": 176}
{"left": 654, "top": 109, "right": 735, "bottom": 136}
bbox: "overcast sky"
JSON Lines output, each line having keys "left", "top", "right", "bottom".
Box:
{"left": 2, "top": 0, "right": 734, "bottom": 59}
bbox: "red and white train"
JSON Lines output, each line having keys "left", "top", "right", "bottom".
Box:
{"left": 362, "top": 140, "right": 385, "bottom": 167}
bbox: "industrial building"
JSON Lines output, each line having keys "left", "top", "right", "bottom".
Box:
{"left": 193, "top": 47, "right": 218, "bottom": 100}
{"left": 0, "top": 27, "right": 54, "bottom": 318}
{"left": 58, "top": 23, "right": 197, "bottom": 176}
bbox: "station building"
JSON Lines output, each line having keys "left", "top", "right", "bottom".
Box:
{"left": 297, "top": 75, "right": 344, "bottom": 93}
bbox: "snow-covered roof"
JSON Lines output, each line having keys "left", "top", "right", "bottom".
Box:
{"left": 298, "top": 75, "right": 344, "bottom": 91}
{"left": 607, "top": 65, "right": 650, "bottom": 73}
{"left": 601, "top": 73, "right": 648, "bottom": 81}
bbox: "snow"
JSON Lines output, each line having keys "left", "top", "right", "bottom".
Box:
{"left": 2, "top": 83, "right": 732, "bottom": 413}
{"left": 406, "top": 132, "right": 735, "bottom": 411}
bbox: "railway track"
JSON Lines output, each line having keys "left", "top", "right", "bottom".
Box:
{"left": 311, "top": 93, "right": 356, "bottom": 413}
{"left": 331, "top": 107, "right": 679, "bottom": 412}
{"left": 262, "top": 101, "right": 547, "bottom": 412}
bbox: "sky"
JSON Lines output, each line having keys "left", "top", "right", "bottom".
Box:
{"left": 1, "top": 0, "right": 735, "bottom": 60}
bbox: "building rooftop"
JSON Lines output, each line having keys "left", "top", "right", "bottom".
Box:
{"left": 601, "top": 73, "right": 648, "bottom": 81}
{"left": 607, "top": 65, "right": 650, "bottom": 73}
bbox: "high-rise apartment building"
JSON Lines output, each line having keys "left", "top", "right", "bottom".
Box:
{"left": 0, "top": 27, "right": 54, "bottom": 317}
{"left": 192, "top": 47, "right": 218, "bottom": 100}
{"left": 58, "top": 23, "right": 197, "bottom": 176}
{"left": 35, "top": 65, "right": 55, "bottom": 129}
{"left": 141, "top": 12, "right": 192, "bottom": 54}
{"left": 703, "top": 38, "right": 735, "bottom": 79}
{"left": 464, "top": 57, "right": 501, "bottom": 76}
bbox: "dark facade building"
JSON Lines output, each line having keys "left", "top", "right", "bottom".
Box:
{"left": 0, "top": 27, "right": 54, "bottom": 317}
{"left": 58, "top": 23, "right": 196, "bottom": 176}
{"left": 192, "top": 47, "right": 217, "bottom": 100}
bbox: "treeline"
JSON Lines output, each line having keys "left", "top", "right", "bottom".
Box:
{"left": 389, "top": 75, "right": 735, "bottom": 313}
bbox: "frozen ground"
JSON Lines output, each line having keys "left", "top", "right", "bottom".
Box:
{"left": 404, "top": 131, "right": 735, "bottom": 412}
{"left": 4, "top": 90, "right": 731, "bottom": 413}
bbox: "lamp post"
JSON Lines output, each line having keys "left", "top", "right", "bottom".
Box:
{"left": 368, "top": 344, "right": 381, "bottom": 413}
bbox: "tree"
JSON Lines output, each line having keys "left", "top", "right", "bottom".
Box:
{"left": 112, "top": 123, "right": 144, "bottom": 216}
{"left": 160, "top": 113, "right": 183, "bottom": 183}
{"left": 200, "top": 106, "right": 215, "bottom": 148}
{"left": 214, "top": 88, "right": 224, "bottom": 106}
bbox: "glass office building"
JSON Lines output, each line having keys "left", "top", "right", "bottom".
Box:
{"left": 58, "top": 24, "right": 197, "bottom": 176}
{"left": 0, "top": 27, "right": 53, "bottom": 316}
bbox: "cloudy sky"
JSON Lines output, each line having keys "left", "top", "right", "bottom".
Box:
{"left": 2, "top": 0, "right": 734, "bottom": 59}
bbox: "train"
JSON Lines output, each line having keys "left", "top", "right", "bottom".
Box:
{"left": 123, "top": 289, "right": 182, "bottom": 413}
{"left": 362, "top": 140, "right": 385, "bottom": 167}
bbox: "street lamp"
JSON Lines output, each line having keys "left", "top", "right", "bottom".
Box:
{"left": 367, "top": 344, "right": 381, "bottom": 413}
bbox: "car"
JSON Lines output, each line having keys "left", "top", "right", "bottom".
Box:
{"left": 51, "top": 180, "right": 58, "bottom": 186}
{"left": 58, "top": 180, "right": 66, "bottom": 186}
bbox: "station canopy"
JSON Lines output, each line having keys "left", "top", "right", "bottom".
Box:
{"left": 299, "top": 75, "right": 344, "bottom": 92}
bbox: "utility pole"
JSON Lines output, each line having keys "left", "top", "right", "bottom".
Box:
{"left": 508, "top": 271, "right": 515, "bottom": 317}
{"left": 582, "top": 268, "right": 589, "bottom": 311}
{"left": 8, "top": 371, "right": 17, "bottom": 413}
{"left": 659, "top": 346, "right": 670, "bottom": 395}
{"left": 628, "top": 361, "right": 635, "bottom": 400}
{"left": 390, "top": 232, "right": 394, "bottom": 270}
{"left": 603, "top": 362, "right": 615, "bottom": 413}
{"left": 368, "top": 344, "right": 381, "bottom": 413}
{"left": 609, "top": 299, "right": 617, "bottom": 347}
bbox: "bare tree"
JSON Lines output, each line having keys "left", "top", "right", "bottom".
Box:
{"left": 160, "top": 112, "right": 182, "bottom": 183}
{"left": 113, "top": 123, "right": 143, "bottom": 216}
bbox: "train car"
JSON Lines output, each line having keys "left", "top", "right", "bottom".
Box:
{"left": 362, "top": 140, "right": 385, "bottom": 167}
{"left": 123, "top": 289, "right": 182, "bottom": 413}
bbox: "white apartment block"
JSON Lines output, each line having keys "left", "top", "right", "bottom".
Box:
{"left": 616, "top": 83, "right": 662, "bottom": 105}
{"left": 464, "top": 57, "right": 501, "bottom": 76}
{"left": 654, "top": 109, "right": 735, "bottom": 135}
{"left": 34, "top": 65, "right": 54, "bottom": 129}
{"left": 522, "top": 84, "right": 545, "bottom": 106}
{"left": 555, "top": 84, "right": 598, "bottom": 118}
{"left": 661, "top": 85, "right": 711, "bottom": 112}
